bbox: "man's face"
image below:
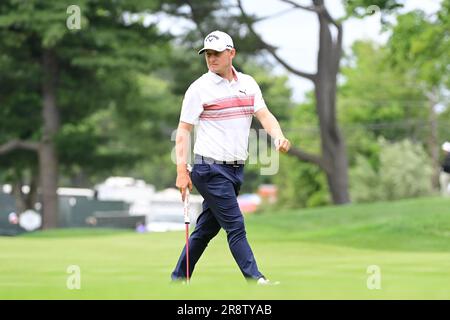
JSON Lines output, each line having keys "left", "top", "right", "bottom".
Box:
{"left": 205, "top": 49, "right": 235, "bottom": 75}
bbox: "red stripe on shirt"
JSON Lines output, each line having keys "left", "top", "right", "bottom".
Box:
{"left": 200, "top": 110, "right": 254, "bottom": 121}
{"left": 203, "top": 95, "right": 255, "bottom": 111}
{"left": 201, "top": 106, "right": 253, "bottom": 117}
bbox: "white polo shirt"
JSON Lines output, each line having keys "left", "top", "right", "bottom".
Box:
{"left": 179, "top": 67, "right": 267, "bottom": 161}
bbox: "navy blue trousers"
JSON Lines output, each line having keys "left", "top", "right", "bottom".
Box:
{"left": 171, "top": 160, "right": 263, "bottom": 281}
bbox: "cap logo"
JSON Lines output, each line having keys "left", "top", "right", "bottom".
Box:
{"left": 206, "top": 34, "right": 219, "bottom": 42}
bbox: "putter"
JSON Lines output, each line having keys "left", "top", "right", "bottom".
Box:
{"left": 183, "top": 188, "right": 190, "bottom": 284}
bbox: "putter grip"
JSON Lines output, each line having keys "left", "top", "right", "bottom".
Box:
{"left": 183, "top": 189, "right": 190, "bottom": 224}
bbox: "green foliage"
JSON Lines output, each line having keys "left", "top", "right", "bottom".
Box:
{"left": 164, "top": 49, "right": 206, "bottom": 96}
{"left": 106, "top": 73, "right": 181, "bottom": 189}
{"left": 339, "top": 1, "right": 449, "bottom": 201}
{"left": 349, "top": 154, "right": 381, "bottom": 201}
{"left": 0, "top": 0, "right": 172, "bottom": 188}
{"left": 157, "top": 0, "right": 266, "bottom": 55}
{"left": 129, "top": 154, "right": 177, "bottom": 190}
{"left": 339, "top": 41, "right": 427, "bottom": 138}
{"left": 343, "top": 0, "right": 403, "bottom": 19}
{"left": 274, "top": 155, "right": 330, "bottom": 209}
{"left": 385, "top": 5, "right": 449, "bottom": 164}
{"left": 272, "top": 95, "right": 330, "bottom": 208}
{"left": 438, "top": 106, "right": 450, "bottom": 145}
{"left": 244, "top": 62, "right": 293, "bottom": 123}
{"left": 2, "top": 0, "right": 447, "bottom": 209}
{"left": 338, "top": 40, "right": 429, "bottom": 169}
{"left": 56, "top": 109, "right": 141, "bottom": 179}
{"left": 388, "top": 7, "right": 449, "bottom": 88}
{"left": 350, "top": 138, "right": 434, "bottom": 202}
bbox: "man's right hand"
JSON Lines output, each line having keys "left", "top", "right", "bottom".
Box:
{"left": 176, "top": 170, "right": 193, "bottom": 202}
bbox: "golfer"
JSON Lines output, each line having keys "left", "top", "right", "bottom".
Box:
{"left": 172, "top": 30, "right": 291, "bottom": 284}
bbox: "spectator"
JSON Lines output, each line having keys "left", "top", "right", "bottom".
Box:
{"left": 135, "top": 222, "right": 147, "bottom": 233}
{"left": 440, "top": 142, "right": 450, "bottom": 197}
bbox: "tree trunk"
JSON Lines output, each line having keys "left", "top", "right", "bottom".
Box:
{"left": 315, "top": 1, "right": 350, "bottom": 204}
{"left": 40, "top": 49, "right": 60, "bottom": 229}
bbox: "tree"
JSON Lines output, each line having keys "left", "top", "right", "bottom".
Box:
{"left": 237, "top": 0, "right": 414, "bottom": 205}
{"left": 0, "top": 1, "right": 169, "bottom": 228}
{"left": 236, "top": 0, "right": 350, "bottom": 204}
{"left": 339, "top": 41, "right": 427, "bottom": 162}
{"left": 104, "top": 73, "right": 183, "bottom": 190}
{"left": 387, "top": 4, "right": 450, "bottom": 188}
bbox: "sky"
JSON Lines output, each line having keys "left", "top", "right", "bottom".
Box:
{"left": 241, "top": 0, "right": 444, "bottom": 102}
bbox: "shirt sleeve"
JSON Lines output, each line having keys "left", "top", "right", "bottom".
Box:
{"left": 179, "top": 85, "right": 203, "bottom": 125}
{"left": 251, "top": 77, "right": 268, "bottom": 113}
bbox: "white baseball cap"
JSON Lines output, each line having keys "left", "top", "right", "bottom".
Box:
{"left": 198, "top": 30, "right": 234, "bottom": 55}
{"left": 442, "top": 141, "right": 450, "bottom": 152}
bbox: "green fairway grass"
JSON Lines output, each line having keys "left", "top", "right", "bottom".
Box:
{"left": 1, "top": 197, "right": 449, "bottom": 299}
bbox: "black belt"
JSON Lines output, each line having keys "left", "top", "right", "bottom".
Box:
{"left": 194, "top": 154, "right": 245, "bottom": 165}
